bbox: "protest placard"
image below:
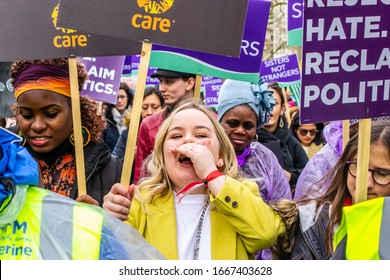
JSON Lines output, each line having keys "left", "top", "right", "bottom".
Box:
{"left": 288, "top": 0, "right": 303, "bottom": 46}
{"left": 301, "top": 1, "right": 390, "bottom": 203}
{"left": 261, "top": 53, "right": 301, "bottom": 106}
{"left": 57, "top": 0, "right": 248, "bottom": 57}
{"left": 301, "top": 1, "right": 390, "bottom": 124}
{"left": 0, "top": 1, "right": 141, "bottom": 61}
{"left": 80, "top": 56, "right": 126, "bottom": 105}
{"left": 202, "top": 76, "right": 224, "bottom": 107}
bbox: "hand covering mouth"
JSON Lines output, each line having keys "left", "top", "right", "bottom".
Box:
{"left": 178, "top": 153, "right": 193, "bottom": 164}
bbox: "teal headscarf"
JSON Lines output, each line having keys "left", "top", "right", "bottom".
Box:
{"left": 218, "top": 78, "right": 275, "bottom": 128}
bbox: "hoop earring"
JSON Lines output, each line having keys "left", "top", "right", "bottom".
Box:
{"left": 279, "top": 117, "right": 284, "bottom": 128}
{"left": 19, "top": 131, "right": 27, "bottom": 147}
{"left": 69, "top": 126, "right": 91, "bottom": 147}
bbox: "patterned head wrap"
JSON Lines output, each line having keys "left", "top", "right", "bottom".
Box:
{"left": 13, "top": 64, "right": 71, "bottom": 100}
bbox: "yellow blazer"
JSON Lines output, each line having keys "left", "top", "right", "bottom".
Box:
{"left": 126, "top": 177, "right": 285, "bottom": 260}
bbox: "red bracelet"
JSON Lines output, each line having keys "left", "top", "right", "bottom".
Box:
{"left": 176, "top": 170, "right": 224, "bottom": 199}
{"left": 202, "top": 170, "right": 224, "bottom": 185}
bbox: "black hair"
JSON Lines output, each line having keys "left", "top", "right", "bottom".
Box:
{"left": 144, "top": 85, "right": 165, "bottom": 107}
{"left": 289, "top": 111, "right": 325, "bottom": 145}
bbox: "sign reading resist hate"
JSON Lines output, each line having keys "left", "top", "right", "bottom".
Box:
{"left": 301, "top": 0, "right": 390, "bottom": 123}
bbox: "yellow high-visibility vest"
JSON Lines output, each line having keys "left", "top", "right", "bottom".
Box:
{"left": 333, "top": 197, "right": 390, "bottom": 260}
{"left": 0, "top": 186, "right": 102, "bottom": 260}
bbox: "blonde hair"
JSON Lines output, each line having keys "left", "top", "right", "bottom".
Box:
{"left": 136, "top": 102, "right": 240, "bottom": 212}
{"left": 269, "top": 199, "right": 299, "bottom": 259}
{"left": 122, "top": 110, "right": 132, "bottom": 128}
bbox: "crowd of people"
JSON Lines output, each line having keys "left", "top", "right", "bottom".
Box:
{"left": 0, "top": 58, "right": 389, "bottom": 260}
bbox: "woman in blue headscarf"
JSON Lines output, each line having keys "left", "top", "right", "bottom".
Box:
{"left": 218, "top": 79, "right": 292, "bottom": 260}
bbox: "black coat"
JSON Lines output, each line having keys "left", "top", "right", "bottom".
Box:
{"left": 69, "top": 141, "right": 122, "bottom": 206}
{"left": 290, "top": 204, "right": 330, "bottom": 260}
{"left": 102, "top": 119, "right": 120, "bottom": 152}
{"left": 257, "top": 126, "right": 308, "bottom": 188}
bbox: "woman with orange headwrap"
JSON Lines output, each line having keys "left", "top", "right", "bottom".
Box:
{"left": 10, "top": 58, "right": 123, "bottom": 206}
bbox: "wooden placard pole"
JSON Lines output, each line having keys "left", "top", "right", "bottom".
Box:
{"left": 282, "top": 88, "right": 291, "bottom": 127}
{"left": 68, "top": 57, "right": 87, "bottom": 195}
{"left": 354, "top": 118, "right": 371, "bottom": 204}
{"left": 342, "top": 120, "right": 350, "bottom": 150}
{"left": 120, "top": 41, "right": 152, "bottom": 187}
{"left": 193, "top": 74, "right": 202, "bottom": 104}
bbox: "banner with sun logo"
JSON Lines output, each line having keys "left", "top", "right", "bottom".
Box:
{"left": 0, "top": 1, "right": 141, "bottom": 61}
{"left": 56, "top": 0, "right": 248, "bottom": 57}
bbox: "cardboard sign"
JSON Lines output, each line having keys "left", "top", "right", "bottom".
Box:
{"left": 0, "top": 1, "right": 141, "bottom": 61}
{"left": 80, "top": 56, "right": 126, "bottom": 105}
{"left": 149, "top": 0, "right": 271, "bottom": 82}
{"left": 301, "top": 1, "right": 390, "bottom": 123}
{"left": 56, "top": 0, "right": 248, "bottom": 57}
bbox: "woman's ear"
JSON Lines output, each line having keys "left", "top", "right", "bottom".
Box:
{"left": 281, "top": 104, "right": 286, "bottom": 115}
{"left": 186, "top": 77, "right": 196, "bottom": 91}
{"left": 217, "top": 158, "right": 224, "bottom": 168}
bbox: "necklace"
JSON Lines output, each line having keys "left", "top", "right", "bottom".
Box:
{"left": 193, "top": 199, "right": 210, "bottom": 260}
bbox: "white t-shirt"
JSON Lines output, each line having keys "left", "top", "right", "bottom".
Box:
{"left": 174, "top": 193, "right": 211, "bottom": 260}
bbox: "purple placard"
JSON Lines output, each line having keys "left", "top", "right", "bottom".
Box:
{"left": 80, "top": 56, "right": 125, "bottom": 104}
{"left": 130, "top": 55, "right": 159, "bottom": 86}
{"left": 122, "top": 56, "right": 132, "bottom": 76}
{"left": 260, "top": 54, "right": 301, "bottom": 83}
{"left": 301, "top": 1, "right": 390, "bottom": 124}
{"left": 202, "top": 76, "right": 224, "bottom": 86}
{"left": 202, "top": 76, "right": 223, "bottom": 107}
{"left": 288, "top": 0, "right": 303, "bottom": 32}
{"left": 204, "top": 83, "right": 222, "bottom": 107}
{"left": 130, "top": 55, "right": 158, "bottom": 77}
{"left": 202, "top": 76, "right": 223, "bottom": 106}
{"left": 150, "top": 0, "right": 271, "bottom": 82}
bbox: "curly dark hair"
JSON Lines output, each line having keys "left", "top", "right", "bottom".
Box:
{"left": 10, "top": 58, "right": 88, "bottom": 91}
{"left": 10, "top": 58, "right": 105, "bottom": 143}
{"left": 79, "top": 96, "right": 105, "bottom": 143}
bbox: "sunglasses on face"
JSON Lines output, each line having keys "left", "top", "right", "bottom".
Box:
{"left": 297, "top": 128, "right": 318, "bottom": 136}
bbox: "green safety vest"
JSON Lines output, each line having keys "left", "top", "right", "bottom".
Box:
{"left": 333, "top": 197, "right": 390, "bottom": 260}
{"left": 0, "top": 186, "right": 103, "bottom": 260}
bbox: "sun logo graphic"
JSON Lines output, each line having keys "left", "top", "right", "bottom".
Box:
{"left": 51, "top": 4, "right": 88, "bottom": 48}
{"left": 52, "top": 4, "right": 76, "bottom": 34}
{"left": 137, "top": 0, "right": 174, "bottom": 14}
{"left": 132, "top": 0, "right": 175, "bottom": 32}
